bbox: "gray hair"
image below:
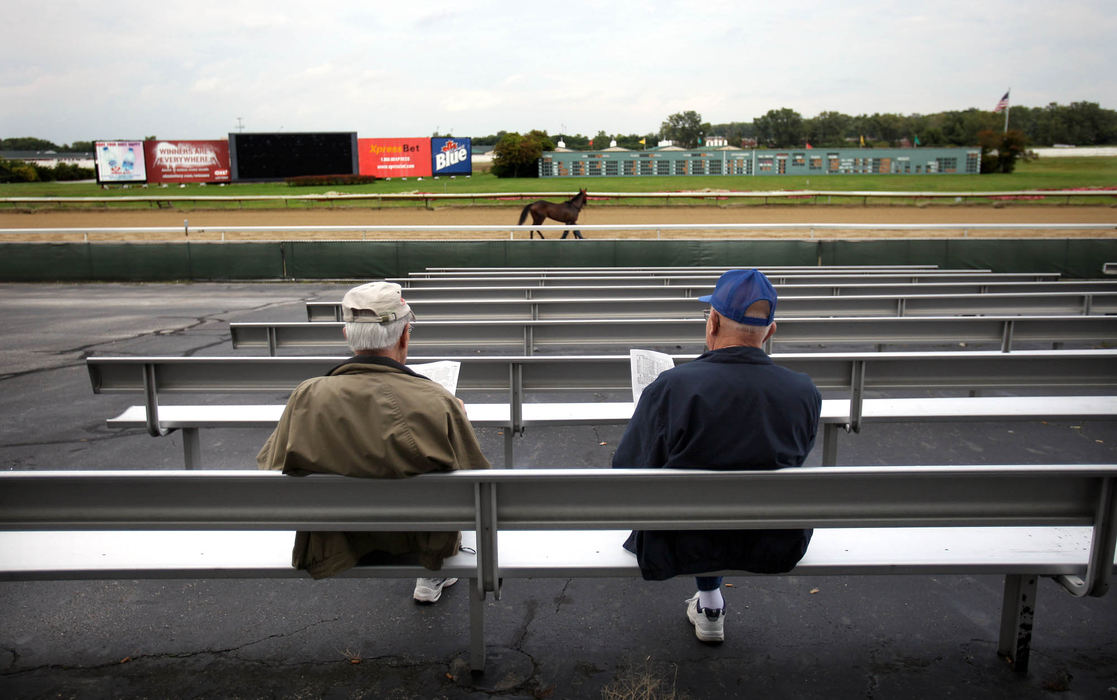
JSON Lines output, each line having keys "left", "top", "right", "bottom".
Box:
{"left": 719, "top": 313, "right": 772, "bottom": 341}
{"left": 345, "top": 314, "right": 411, "bottom": 353}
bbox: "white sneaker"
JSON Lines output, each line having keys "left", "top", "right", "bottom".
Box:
{"left": 685, "top": 593, "right": 725, "bottom": 643}
{"left": 413, "top": 577, "right": 458, "bottom": 604}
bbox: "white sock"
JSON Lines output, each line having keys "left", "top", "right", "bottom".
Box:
{"left": 697, "top": 588, "right": 724, "bottom": 611}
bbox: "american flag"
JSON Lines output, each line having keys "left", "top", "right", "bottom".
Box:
{"left": 994, "top": 91, "right": 1010, "bottom": 113}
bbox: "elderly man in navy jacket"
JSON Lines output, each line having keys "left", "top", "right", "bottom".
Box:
{"left": 612, "top": 268, "right": 821, "bottom": 643}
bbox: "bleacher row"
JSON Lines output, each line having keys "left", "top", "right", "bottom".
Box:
{"left": 88, "top": 264, "right": 1117, "bottom": 469}
{"left": 4, "top": 263, "right": 1115, "bottom": 674}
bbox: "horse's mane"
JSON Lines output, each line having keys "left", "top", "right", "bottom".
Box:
{"left": 567, "top": 189, "right": 587, "bottom": 206}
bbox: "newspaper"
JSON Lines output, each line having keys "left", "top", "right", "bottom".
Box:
{"left": 629, "top": 349, "right": 674, "bottom": 403}
{"left": 410, "top": 361, "right": 461, "bottom": 395}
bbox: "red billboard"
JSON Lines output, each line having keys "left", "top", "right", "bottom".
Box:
{"left": 358, "top": 138, "right": 432, "bottom": 178}
{"left": 143, "top": 140, "right": 231, "bottom": 183}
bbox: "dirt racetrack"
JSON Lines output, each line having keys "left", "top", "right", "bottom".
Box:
{"left": 0, "top": 204, "right": 1114, "bottom": 242}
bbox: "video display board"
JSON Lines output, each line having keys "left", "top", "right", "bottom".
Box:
{"left": 143, "top": 140, "right": 231, "bottom": 183}
{"left": 229, "top": 132, "right": 357, "bottom": 181}
{"left": 94, "top": 140, "right": 147, "bottom": 183}
{"left": 358, "top": 138, "right": 432, "bottom": 178}
{"left": 431, "top": 137, "right": 472, "bottom": 175}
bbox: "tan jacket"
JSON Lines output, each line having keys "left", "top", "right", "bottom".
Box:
{"left": 257, "top": 356, "right": 490, "bottom": 578}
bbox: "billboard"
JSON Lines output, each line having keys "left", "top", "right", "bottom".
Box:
{"left": 431, "top": 137, "right": 472, "bottom": 175}
{"left": 95, "top": 140, "right": 147, "bottom": 183}
{"left": 143, "top": 140, "right": 231, "bottom": 183}
{"left": 358, "top": 138, "right": 432, "bottom": 178}
{"left": 229, "top": 132, "right": 358, "bottom": 181}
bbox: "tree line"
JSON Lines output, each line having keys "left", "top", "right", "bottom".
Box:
{"left": 0, "top": 137, "right": 96, "bottom": 152}
{"left": 4, "top": 100, "right": 1113, "bottom": 181}
{"left": 477, "top": 101, "right": 1116, "bottom": 153}
{"left": 480, "top": 101, "right": 1116, "bottom": 177}
{"left": 0, "top": 138, "right": 97, "bottom": 181}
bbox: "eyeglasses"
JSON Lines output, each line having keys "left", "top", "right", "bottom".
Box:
{"left": 702, "top": 308, "right": 712, "bottom": 321}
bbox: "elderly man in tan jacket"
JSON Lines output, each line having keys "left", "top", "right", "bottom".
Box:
{"left": 257, "top": 281, "right": 490, "bottom": 603}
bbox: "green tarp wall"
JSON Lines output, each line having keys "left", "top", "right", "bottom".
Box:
{"left": 0, "top": 239, "right": 1113, "bottom": 280}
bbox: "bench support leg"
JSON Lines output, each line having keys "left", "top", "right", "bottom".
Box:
{"left": 997, "top": 573, "right": 1037, "bottom": 674}
{"left": 503, "top": 431, "right": 514, "bottom": 469}
{"left": 183, "top": 428, "right": 201, "bottom": 469}
{"left": 822, "top": 424, "right": 839, "bottom": 466}
{"left": 469, "top": 580, "right": 486, "bottom": 673}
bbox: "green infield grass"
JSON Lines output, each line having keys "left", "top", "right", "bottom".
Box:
{"left": 1, "top": 155, "right": 1114, "bottom": 210}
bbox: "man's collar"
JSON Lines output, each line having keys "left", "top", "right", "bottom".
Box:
{"left": 698, "top": 345, "right": 772, "bottom": 363}
{"left": 327, "top": 355, "right": 423, "bottom": 377}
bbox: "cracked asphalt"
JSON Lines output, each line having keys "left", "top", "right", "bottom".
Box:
{"left": 1, "top": 281, "right": 1116, "bottom": 699}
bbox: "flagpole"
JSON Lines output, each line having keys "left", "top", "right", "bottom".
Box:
{"left": 1003, "top": 88, "right": 1011, "bottom": 133}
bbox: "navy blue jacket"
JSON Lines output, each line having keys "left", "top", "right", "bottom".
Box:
{"left": 612, "top": 345, "right": 821, "bottom": 580}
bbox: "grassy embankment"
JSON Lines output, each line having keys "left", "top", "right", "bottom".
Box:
{"left": 1, "top": 157, "right": 1114, "bottom": 211}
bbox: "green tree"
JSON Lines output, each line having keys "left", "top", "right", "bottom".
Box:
{"left": 613, "top": 133, "right": 652, "bottom": 149}
{"left": 490, "top": 130, "right": 554, "bottom": 178}
{"left": 977, "top": 129, "right": 1028, "bottom": 173}
{"left": 660, "top": 110, "right": 709, "bottom": 148}
{"left": 709, "top": 121, "right": 757, "bottom": 146}
{"left": 65, "top": 140, "right": 95, "bottom": 152}
{"left": 755, "top": 108, "right": 804, "bottom": 147}
{"left": 0, "top": 137, "right": 59, "bottom": 151}
{"left": 866, "top": 113, "right": 906, "bottom": 146}
{"left": 805, "top": 111, "right": 852, "bottom": 147}
{"left": 0, "top": 159, "right": 40, "bottom": 182}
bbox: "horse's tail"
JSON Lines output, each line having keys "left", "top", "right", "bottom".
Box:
{"left": 517, "top": 203, "right": 533, "bottom": 226}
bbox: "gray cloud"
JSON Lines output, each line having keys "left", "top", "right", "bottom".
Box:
{"left": 2, "top": 0, "right": 1113, "bottom": 144}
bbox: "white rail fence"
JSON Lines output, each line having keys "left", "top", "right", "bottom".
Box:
{"left": 1, "top": 222, "right": 1114, "bottom": 242}
{"left": 1, "top": 188, "right": 1115, "bottom": 209}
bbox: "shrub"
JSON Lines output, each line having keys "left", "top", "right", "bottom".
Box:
{"left": 978, "top": 129, "right": 1029, "bottom": 174}
{"left": 285, "top": 174, "right": 382, "bottom": 187}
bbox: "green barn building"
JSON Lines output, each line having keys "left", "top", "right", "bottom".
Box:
{"left": 538, "top": 147, "right": 980, "bottom": 177}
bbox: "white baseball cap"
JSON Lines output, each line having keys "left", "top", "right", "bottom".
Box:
{"left": 341, "top": 282, "right": 413, "bottom": 323}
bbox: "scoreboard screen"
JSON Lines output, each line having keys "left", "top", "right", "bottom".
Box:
{"left": 229, "top": 132, "right": 358, "bottom": 181}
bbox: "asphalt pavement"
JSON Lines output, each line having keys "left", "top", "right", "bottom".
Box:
{"left": 1, "top": 281, "right": 1115, "bottom": 699}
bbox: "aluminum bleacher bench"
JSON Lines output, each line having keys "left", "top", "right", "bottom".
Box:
{"left": 304, "top": 291, "right": 1117, "bottom": 322}
{"left": 416, "top": 264, "right": 949, "bottom": 275}
{"left": 389, "top": 272, "right": 1061, "bottom": 288}
{"left": 305, "top": 280, "right": 1117, "bottom": 309}
{"left": 1, "top": 466, "right": 1113, "bottom": 674}
{"left": 230, "top": 315, "right": 1117, "bottom": 356}
{"left": 87, "top": 350, "right": 1117, "bottom": 469}
{"left": 105, "top": 396, "right": 1117, "bottom": 470}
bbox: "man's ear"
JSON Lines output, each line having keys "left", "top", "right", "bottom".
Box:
{"left": 764, "top": 321, "right": 777, "bottom": 343}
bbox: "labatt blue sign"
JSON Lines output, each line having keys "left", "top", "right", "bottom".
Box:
{"left": 431, "top": 137, "right": 472, "bottom": 175}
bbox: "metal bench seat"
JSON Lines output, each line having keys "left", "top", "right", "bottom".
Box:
{"left": 104, "top": 396, "right": 1117, "bottom": 469}
{"left": 1, "top": 466, "right": 1114, "bottom": 674}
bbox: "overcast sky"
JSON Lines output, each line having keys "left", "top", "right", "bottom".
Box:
{"left": 3, "top": 0, "right": 1114, "bottom": 145}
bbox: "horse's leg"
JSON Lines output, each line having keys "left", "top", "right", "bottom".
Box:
{"left": 561, "top": 230, "right": 569, "bottom": 239}
{"left": 532, "top": 213, "right": 546, "bottom": 240}
{"left": 574, "top": 230, "right": 584, "bottom": 239}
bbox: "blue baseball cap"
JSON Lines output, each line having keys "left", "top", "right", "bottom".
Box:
{"left": 698, "top": 269, "right": 777, "bottom": 326}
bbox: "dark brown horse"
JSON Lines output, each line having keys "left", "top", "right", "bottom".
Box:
{"left": 517, "top": 188, "right": 588, "bottom": 239}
